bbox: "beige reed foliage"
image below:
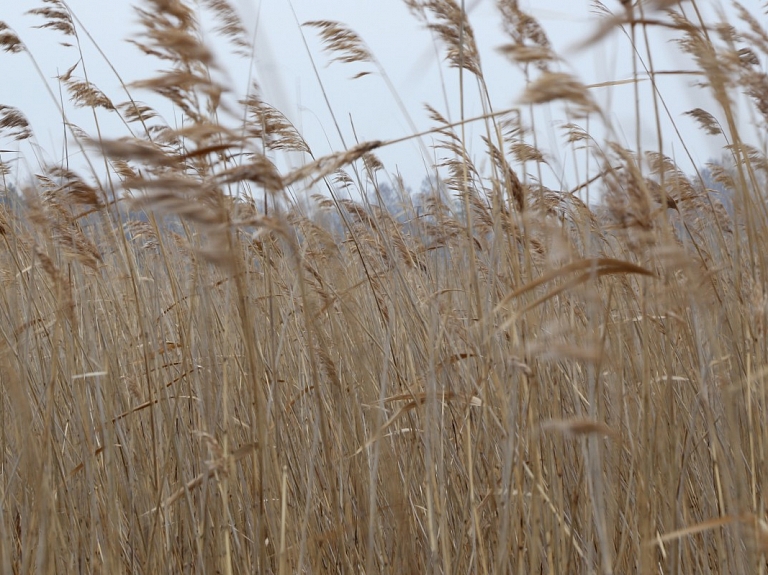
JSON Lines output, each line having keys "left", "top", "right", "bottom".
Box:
{"left": 1, "top": 0, "right": 768, "bottom": 573}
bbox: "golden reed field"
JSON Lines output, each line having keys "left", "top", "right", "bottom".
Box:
{"left": 1, "top": 0, "right": 768, "bottom": 572}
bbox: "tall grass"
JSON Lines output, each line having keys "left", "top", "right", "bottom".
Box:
{"left": 0, "top": 0, "right": 767, "bottom": 572}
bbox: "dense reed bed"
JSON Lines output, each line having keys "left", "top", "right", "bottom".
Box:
{"left": 1, "top": 0, "right": 767, "bottom": 572}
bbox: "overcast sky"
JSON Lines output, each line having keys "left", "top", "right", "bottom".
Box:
{"left": 0, "top": 0, "right": 757, "bottom": 198}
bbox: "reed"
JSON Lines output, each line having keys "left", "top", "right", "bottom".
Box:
{"left": 0, "top": 0, "right": 766, "bottom": 572}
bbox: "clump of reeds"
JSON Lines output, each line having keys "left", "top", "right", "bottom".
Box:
{"left": 0, "top": 0, "right": 767, "bottom": 573}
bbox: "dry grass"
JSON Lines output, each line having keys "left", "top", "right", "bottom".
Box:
{"left": 0, "top": 0, "right": 767, "bottom": 573}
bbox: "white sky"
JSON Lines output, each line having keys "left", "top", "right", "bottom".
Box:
{"left": 0, "top": 0, "right": 759, "bottom": 198}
